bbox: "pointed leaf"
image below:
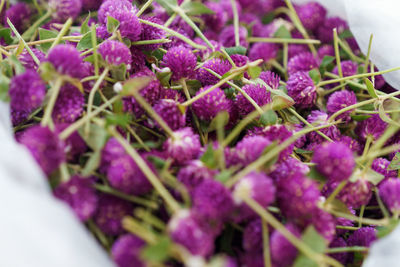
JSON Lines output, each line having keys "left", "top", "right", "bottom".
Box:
{"left": 0, "top": 28, "right": 13, "bottom": 45}
{"left": 274, "top": 25, "right": 291, "bottom": 39}
{"left": 81, "top": 151, "right": 101, "bottom": 177}
{"left": 364, "top": 78, "right": 378, "bottom": 98}
{"left": 388, "top": 152, "right": 400, "bottom": 170}
{"left": 200, "top": 144, "right": 218, "bottom": 169}
{"left": 181, "top": 2, "right": 214, "bottom": 15}
{"left": 248, "top": 65, "right": 262, "bottom": 79}
{"left": 39, "top": 28, "right": 62, "bottom": 52}
{"left": 78, "top": 124, "right": 108, "bottom": 151}
{"left": 155, "top": 0, "right": 178, "bottom": 14}
{"left": 121, "top": 76, "right": 153, "bottom": 96}
{"left": 259, "top": 110, "right": 277, "bottom": 126}
{"left": 224, "top": 46, "right": 247, "bottom": 56}
{"left": 208, "top": 111, "right": 229, "bottom": 132}
{"left": 76, "top": 31, "right": 93, "bottom": 51}
{"left": 309, "top": 69, "right": 321, "bottom": 84}
{"left": 107, "top": 16, "right": 120, "bottom": 33}
{"left": 80, "top": 14, "right": 91, "bottom": 34}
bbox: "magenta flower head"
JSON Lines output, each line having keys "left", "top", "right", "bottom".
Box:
{"left": 18, "top": 48, "right": 45, "bottom": 70}
{"left": 379, "top": 178, "right": 400, "bottom": 214}
{"left": 53, "top": 176, "right": 98, "bottom": 222}
{"left": 98, "top": 40, "right": 132, "bottom": 68}
{"left": 312, "top": 142, "right": 355, "bottom": 182}
{"left": 286, "top": 71, "right": 317, "bottom": 109}
{"left": 55, "top": 123, "right": 87, "bottom": 161}
{"left": 9, "top": 70, "right": 46, "bottom": 113}
{"left": 192, "top": 86, "right": 231, "bottom": 121}
{"left": 235, "top": 84, "right": 271, "bottom": 116}
{"left": 326, "top": 90, "right": 357, "bottom": 122}
{"left": 81, "top": 0, "right": 102, "bottom": 11}
{"left": 52, "top": 84, "right": 84, "bottom": 123}
{"left": 234, "top": 135, "right": 271, "bottom": 165}
{"left": 177, "top": 160, "right": 216, "bottom": 194}
{"left": 333, "top": 60, "right": 358, "bottom": 77}
{"left": 249, "top": 43, "right": 279, "bottom": 63}
{"left": 202, "top": 1, "right": 228, "bottom": 32}
{"left": 112, "top": 234, "right": 145, "bottom": 267}
{"left": 308, "top": 208, "right": 336, "bottom": 242}
{"left": 197, "top": 58, "right": 231, "bottom": 87}
{"left": 93, "top": 195, "right": 132, "bottom": 235}
{"left": 318, "top": 44, "right": 335, "bottom": 59}
{"left": 47, "top": 44, "right": 83, "bottom": 78}
{"left": 306, "top": 111, "right": 340, "bottom": 146}
{"left": 161, "top": 46, "right": 197, "bottom": 81}
{"left": 164, "top": 127, "right": 201, "bottom": 164}
{"left": 230, "top": 54, "right": 249, "bottom": 68}
{"left": 372, "top": 158, "right": 397, "bottom": 179}
{"left": 287, "top": 52, "right": 319, "bottom": 75}
{"left": 270, "top": 157, "right": 310, "bottom": 181}
{"left": 100, "top": 137, "right": 126, "bottom": 173}
{"left": 168, "top": 210, "right": 215, "bottom": 257}
{"left": 288, "top": 44, "right": 309, "bottom": 59}
{"left": 329, "top": 237, "right": 350, "bottom": 265}
{"left": 317, "top": 17, "right": 348, "bottom": 43}
{"left": 49, "top": 0, "right": 82, "bottom": 23}
{"left": 242, "top": 219, "right": 262, "bottom": 252}
{"left": 11, "top": 109, "right": 30, "bottom": 126}
{"left": 270, "top": 223, "right": 301, "bottom": 267}
{"left": 347, "top": 227, "right": 377, "bottom": 247}
{"left": 98, "top": 0, "right": 136, "bottom": 24}
{"left": 336, "top": 135, "right": 362, "bottom": 154}
{"left": 139, "top": 16, "right": 166, "bottom": 50}
{"left": 219, "top": 25, "right": 248, "bottom": 48}
{"left": 4, "top": 3, "right": 31, "bottom": 32}
{"left": 109, "top": 10, "right": 142, "bottom": 41}
{"left": 18, "top": 126, "right": 65, "bottom": 176}
{"left": 259, "top": 71, "right": 281, "bottom": 90}
{"left": 153, "top": 99, "right": 186, "bottom": 130}
{"left": 355, "top": 114, "right": 387, "bottom": 142}
{"left": 296, "top": 2, "right": 327, "bottom": 31}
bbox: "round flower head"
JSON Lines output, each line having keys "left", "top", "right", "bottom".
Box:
{"left": 287, "top": 52, "right": 319, "bottom": 75}
{"left": 164, "top": 127, "right": 201, "bottom": 164}
{"left": 55, "top": 123, "right": 87, "bottom": 161}
{"left": 335, "top": 207, "right": 355, "bottom": 235}
{"left": 238, "top": 0, "right": 275, "bottom": 15}
{"left": 243, "top": 219, "right": 263, "bottom": 252}
{"left": 52, "top": 84, "right": 84, "bottom": 123}
{"left": 286, "top": 71, "right": 317, "bottom": 109}
{"left": 270, "top": 157, "right": 310, "bottom": 181}
{"left": 219, "top": 25, "right": 248, "bottom": 48}
{"left": 161, "top": 46, "right": 197, "bottom": 81}
{"left": 108, "top": 9, "right": 142, "bottom": 41}
{"left": 98, "top": 40, "right": 132, "bottom": 67}
{"left": 288, "top": 44, "right": 309, "bottom": 59}
{"left": 107, "top": 155, "right": 153, "bottom": 196}
{"left": 307, "top": 208, "right": 336, "bottom": 242}
{"left": 235, "top": 84, "right": 271, "bottom": 116}
{"left": 202, "top": 1, "right": 228, "bottom": 32}
{"left": 318, "top": 44, "right": 335, "bottom": 59}
{"left": 153, "top": 99, "right": 186, "bottom": 131}
{"left": 192, "top": 86, "right": 231, "bottom": 121}
{"left": 11, "top": 109, "right": 30, "bottom": 126}
{"left": 234, "top": 135, "right": 271, "bottom": 165}
{"left": 333, "top": 60, "right": 358, "bottom": 78}
{"left": 326, "top": 90, "right": 357, "bottom": 122}
{"left": 306, "top": 111, "right": 340, "bottom": 147}
{"left": 317, "top": 17, "right": 348, "bottom": 43}
{"left": 355, "top": 114, "right": 387, "bottom": 142}
{"left": 18, "top": 48, "right": 45, "bottom": 70}
{"left": 336, "top": 135, "right": 362, "bottom": 154}
{"left": 47, "top": 44, "right": 83, "bottom": 78}
{"left": 372, "top": 158, "right": 397, "bottom": 180}
{"left": 328, "top": 237, "right": 350, "bottom": 265}
{"left": 9, "top": 70, "right": 46, "bottom": 112}
{"left": 197, "top": 58, "right": 232, "bottom": 87}
{"left": 241, "top": 13, "right": 264, "bottom": 37}
{"left": 249, "top": 43, "right": 279, "bottom": 63}
{"left": 49, "top": 0, "right": 82, "bottom": 23}
{"left": 312, "top": 142, "right": 355, "bottom": 182}
{"left": 101, "top": 137, "right": 126, "bottom": 173}
{"left": 112, "top": 234, "right": 145, "bottom": 267}
{"left": 18, "top": 126, "right": 65, "bottom": 176}
{"left": 347, "top": 227, "right": 377, "bottom": 247}
{"left": 81, "top": 0, "right": 102, "bottom": 10}
{"left": 259, "top": 71, "right": 281, "bottom": 90}
{"left": 231, "top": 54, "right": 249, "bottom": 68}
{"left": 98, "top": 0, "right": 136, "bottom": 24}
{"left": 4, "top": 3, "right": 31, "bottom": 32}
{"left": 96, "top": 24, "right": 111, "bottom": 39}
{"left": 168, "top": 210, "right": 215, "bottom": 257}
{"left": 193, "top": 179, "right": 234, "bottom": 221}
{"left": 239, "top": 252, "right": 263, "bottom": 267}
{"left": 53, "top": 176, "right": 98, "bottom": 222}
{"left": 270, "top": 223, "right": 301, "bottom": 267}
{"left": 177, "top": 160, "right": 216, "bottom": 194}
{"left": 139, "top": 16, "right": 166, "bottom": 50}
{"left": 93, "top": 195, "right": 132, "bottom": 235}
{"left": 296, "top": 2, "right": 327, "bottom": 31}
{"left": 379, "top": 178, "right": 400, "bottom": 214}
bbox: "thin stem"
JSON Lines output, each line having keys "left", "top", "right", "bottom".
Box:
{"left": 123, "top": 217, "right": 158, "bottom": 244}
{"left": 326, "top": 210, "right": 389, "bottom": 226}
{"left": 364, "top": 35, "right": 373, "bottom": 73}
{"left": 324, "top": 181, "right": 347, "bottom": 207}
{"left": 126, "top": 125, "right": 150, "bottom": 152}
{"left": 337, "top": 38, "right": 364, "bottom": 63}
{"left": 21, "top": 9, "right": 52, "bottom": 40}
{"left": 4, "top": 35, "right": 82, "bottom": 50}
{"left": 333, "top": 29, "right": 343, "bottom": 84}
{"left": 134, "top": 208, "right": 166, "bottom": 231}
{"left": 50, "top": 18, "right": 73, "bottom": 50}
{"left": 136, "top": 0, "right": 154, "bottom": 17}
{"left": 230, "top": 0, "right": 240, "bottom": 47}
{"left": 91, "top": 24, "right": 99, "bottom": 76}
{"left": 131, "top": 39, "right": 171, "bottom": 45}
{"left": 320, "top": 82, "right": 349, "bottom": 96}
{"left": 248, "top": 37, "right": 320, "bottom": 44}
{"left": 282, "top": 43, "right": 288, "bottom": 80}
{"left": 41, "top": 77, "right": 63, "bottom": 128}
{"left": 262, "top": 220, "right": 272, "bottom": 267}
{"left": 326, "top": 246, "right": 368, "bottom": 254}
{"left": 179, "top": 78, "right": 191, "bottom": 100}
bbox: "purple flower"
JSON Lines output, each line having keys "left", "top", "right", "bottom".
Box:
{"left": 318, "top": 44, "right": 335, "bottom": 59}
{"left": 317, "top": 17, "right": 348, "bottom": 43}
{"left": 333, "top": 60, "right": 358, "bottom": 77}
{"left": 197, "top": 58, "right": 232, "bottom": 87}
{"left": 296, "top": 2, "right": 327, "bottom": 31}
{"left": 287, "top": 52, "right": 319, "bottom": 75}
{"left": 270, "top": 223, "right": 301, "bottom": 267}
{"left": 101, "top": 137, "right": 126, "bottom": 173}
{"left": 192, "top": 86, "right": 231, "bottom": 121}
{"left": 336, "top": 135, "right": 361, "bottom": 154}
{"left": 307, "top": 208, "right": 336, "bottom": 242}
{"left": 327, "top": 177, "right": 372, "bottom": 208}
{"left": 161, "top": 46, "right": 197, "bottom": 81}
{"left": 130, "top": 47, "right": 147, "bottom": 73}
{"left": 98, "top": 40, "right": 132, "bottom": 67}
{"left": 234, "top": 135, "right": 271, "bottom": 165}
{"left": 326, "top": 90, "right": 357, "bottom": 122}
{"left": 11, "top": 109, "right": 30, "bottom": 126}
{"left": 270, "top": 157, "right": 310, "bottom": 181}
{"left": 219, "top": 25, "right": 248, "bottom": 48}
{"left": 235, "top": 84, "right": 271, "bottom": 116}
{"left": 111, "top": 234, "right": 145, "bottom": 267}
{"left": 288, "top": 44, "right": 309, "bottom": 59}
{"left": 328, "top": 237, "right": 350, "bottom": 265}
{"left": 163, "top": 127, "right": 201, "bottom": 164}
{"left": 240, "top": 13, "right": 263, "bottom": 37}
{"left": 347, "top": 227, "right": 377, "bottom": 247}
{"left": 286, "top": 71, "right": 317, "bottom": 109}
{"left": 52, "top": 84, "right": 84, "bottom": 123}
{"left": 306, "top": 111, "right": 340, "bottom": 147}
{"left": 18, "top": 48, "right": 46, "bottom": 70}
{"left": 98, "top": 0, "right": 136, "bottom": 25}
{"left": 109, "top": 10, "right": 142, "bottom": 41}
{"left": 153, "top": 99, "right": 186, "bottom": 130}
{"left": 177, "top": 160, "right": 216, "bottom": 194}
{"left": 138, "top": 16, "right": 166, "bottom": 50}
{"left": 259, "top": 71, "right": 281, "bottom": 90}
{"left": 379, "top": 178, "right": 400, "bottom": 214}
{"left": 93, "top": 195, "right": 132, "bottom": 235}
{"left": 47, "top": 44, "right": 83, "bottom": 78}
{"left": 55, "top": 123, "right": 87, "bottom": 161}
{"left": 249, "top": 43, "right": 279, "bottom": 63}
{"left": 372, "top": 158, "right": 397, "bottom": 180}
{"left": 243, "top": 219, "right": 263, "bottom": 252}
{"left": 53, "top": 176, "right": 98, "bottom": 222}
{"left": 4, "top": 3, "right": 31, "bottom": 32}
{"left": 49, "top": 0, "right": 82, "bottom": 23}
{"left": 9, "top": 70, "right": 46, "bottom": 112}
{"left": 356, "top": 114, "right": 387, "bottom": 142}
{"left": 202, "top": 1, "right": 228, "bottom": 32}
{"left": 18, "top": 126, "right": 65, "bottom": 176}
{"left": 82, "top": 0, "right": 102, "bottom": 11}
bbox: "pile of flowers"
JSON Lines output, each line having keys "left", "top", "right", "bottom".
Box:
{"left": 2, "top": 0, "right": 400, "bottom": 266}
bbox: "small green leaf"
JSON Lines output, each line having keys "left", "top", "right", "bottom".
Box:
{"left": 319, "top": 55, "right": 335, "bottom": 75}
{"left": 365, "top": 168, "right": 385, "bottom": 186}
{"left": 358, "top": 103, "right": 375, "bottom": 111}
{"left": 307, "top": 166, "right": 326, "bottom": 182}
{"left": 388, "top": 152, "right": 400, "bottom": 170}
{"left": 78, "top": 124, "right": 108, "bottom": 151}
{"left": 293, "top": 255, "right": 317, "bottom": 267}
{"left": 308, "top": 69, "right": 321, "bottom": 84}
{"left": 0, "top": 28, "right": 13, "bottom": 45}
{"left": 105, "top": 113, "right": 132, "bottom": 128}
{"left": 364, "top": 78, "right": 378, "bottom": 98}
{"left": 200, "top": 144, "right": 218, "bottom": 169}
{"left": 271, "top": 91, "right": 295, "bottom": 110}
{"left": 9, "top": 55, "right": 25, "bottom": 75}
{"left": 377, "top": 218, "right": 400, "bottom": 238}
{"left": 350, "top": 114, "right": 371, "bottom": 121}
{"left": 295, "top": 148, "right": 313, "bottom": 154}
{"left": 339, "top": 29, "right": 353, "bottom": 39}
{"left": 259, "top": 110, "right": 277, "bottom": 126}
{"left": 224, "top": 46, "right": 247, "bottom": 56}
{"left": 328, "top": 199, "right": 354, "bottom": 215}
{"left": 248, "top": 65, "right": 262, "bottom": 79}
{"left": 80, "top": 14, "right": 91, "bottom": 34}
{"left": 146, "top": 155, "right": 167, "bottom": 169}
{"left": 208, "top": 111, "right": 229, "bottom": 132}
{"left": 76, "top": 31, "right": 93, "bottom": 51}
{"left": 121, "top": 76, "right": 154, "bottom": 96}
{"left": 302, "top": 226, "right": 327, "bottom": 253}
{"left": 215, "top": 170, "right": 233, "bottom": 183}
{"left": 274, "top": 25, "right": 291, "bottom": 39}
{"left": 156, "top": 71, "right": 172, "bottom": 87}
{"left": 39, "top": 28, "right": 62, "bottom": 52}
{"left": 141, "top": 236, "right": 171, "bottom": 263}
{"left": 107, "top": 16, "right": 120, "bottom": 33}
{"left": 39, "top": 62, "right": 57, "bottom": 82}
{"left": 261, "top": 12, "right": 275, "bottom": 24}
{"left": 378, "top": 104, "right": 400, "bottom": 127}
{"left": 81, "top": 151, "right": 101, "bottom": 177}
{"left": 181, "top": 2, "right": 214, "bottom": 15}
{"left": 155, "top": 0, "right": 178, "bottom": 14}
{"left": 0, "top": 75, "right": 10, "bottom": 102}
{"left": 110, "top": 63, "right": 127, "bottom": 80}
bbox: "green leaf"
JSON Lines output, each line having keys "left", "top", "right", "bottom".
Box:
{"left": 364, "top": 78, "right": 378, "bottom": 98}
{"left": 388, "top": 152, "right": 400, "bottom": 170}
{"left": 141, "top": 236, "right": 171, "bottom": 263}
{"left": 378, "top": 104, "right": 400, "bottom": 127}
{"left": 274, "top": 25, "right": 291, "bottom": 39}
{"left": 39, "top": 28, "right": 62, "bottom": 52}
{"left": 107, "top": 16, "right": 120, "bottom": 33}
{"left": 365, "top": 168, "right": 385, "bottom": 186}
{"left": 208, "top": 111, "right": 229, "bottom": 132}
{"left": 155, "top": 0, "right": 178, "bottom": 14}
{"left": 377, "top": 218, "right": 400, "bottom": 238}
{"left": 339, "top": 29, "right": 353, "bottom": 39}
{"left": 319, "top": 55, "right": 335, "bottom": 75}
{"left": 248, "top": 65, "right": 262, "bottom": 79}
{"left": 328, "top": 199, "right": 354, "bottom": 215}
{"left": 295, "top": 148, "right": 313, "bottom": 154}
{"left": 156, "top": 71, "right": 172, "bottom": 87}
{"left": 294, "top": 226, "right": 327, "bottom": 267}
{"left": 293, "top": 255, "right": 317, "bottom": 267}
{"left": 200, "top": 144, "right": 218, "bottom": 169}
{"left": 146, "top": 155, "right": 167, "bottom": 169}
{"left": 309, "top": 69, "right": 321, "bottom": 84}
{"left": 215, "top": 170, "right": 233, "bottom": 183}
{"left": 224, "top": 46, "right": 247, "bottom": 56}
{"left": 105, "top": 113, "right": 132, "bottom": 128}
{"left": 0, "top": 75, "right": 10, "bottom": 102}
{"left": 110, "top": 63, "right": 127, "bottom": 80}
{"left": 78, "top": 124, "right": 108, "bottom": 151}
{"left": 261, "top": 12, "right": 275, "bottom": 24}
{"left": 9, "top": 55, "right": 25, "bottom": 75}
{"left": 350, "top": 114, "right": 371, "bottom": 121}
{"left": 0, "top": 28, "right": 13, "bottom": 45}
{"left": 76, "top": 31, "right": 93, "bottom": 51}
{"left": 271, "top": 91, "right": 295, "bottom": 110}
{"left": 307, "top": 166, "right": 326, "bottom": 182}
{"left": 81, "top": 151, "right": 101, "bottom": 177}
{"left": 121, "top": 76, "right": 154, "bottom": 96}
{"left": 181, "top": 2, "right": 214, "bottom": 15}
{"left": 80, "top": 14, "right": 91, "bottom": 34}
{"left": 259, "top": 110, "right": 277, "bottom": 126}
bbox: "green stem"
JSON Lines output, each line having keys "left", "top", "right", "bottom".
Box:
{"left": 131, "top": 39, "right": 171, "bottom": 45}
{"left": 324, "top": 181, "right": 347, "bottom": 207}
{"left": 91, "top": 24, "right": 99, "bottom": 76}
{"left": 134, "top": 208, "right": 166, "bottom": 230}
{"left": 41, "top": 77, "right": 63, "bottom": 128}
{"left": 87, "top": 219, "right": 110, "bottom": 250}
{"left": 248, "top": 37, "right": 320, "bottom": 44}
{"left": 333, "top": 29, "right": 343, "bottom": 83}
{"left": 282, "top": 43, "right": 288, "bottom": 80}
{"left": 364, "top": 35, "right": 373, "bottom": 73}
{"left": 262, "top": 220, "right": 272, "bottom": 267}
{"left": 21, "top": 9, "right": 52, "bottom": 40}
{"left": 4, "top": 35, "right": 82, "bottom": 50}
{"left": 126, "top": 125, "right": 150, "bottom": 152}
{"left": 230, "top": 0, "right": 240, "bottom": 47}
{"left": 326, "top": 246, "right": 368, "bottom": 254}
{"left": 358, "top": 205, "right": 366, "bottom": 228}
{"left": 136, "top": 0, "right": 154, "bottom": 17}
{"left": 123, "top": 217, "right": 158, "bottom": 244}
{"left": 50, "top": 18, "right": 73, "bottom": 50}
{"left": 325, "top": 210, "right": 389, "bottom": 226}
{"left": 337, "top": 38, "right": 364, "bottom": 63}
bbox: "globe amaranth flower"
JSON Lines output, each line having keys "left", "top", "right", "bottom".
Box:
{"left": 305, "top": 207, "right": 336, "bottom": 242}
{"left": 177, "top": 160, "right": 216, "bottom": 194}
{"left": 306, "top": 111, "right": 340, "bottom": 148}
{"left": 296, "top": 2, "right": 327, "bottom": 31}
{"left": 98, "top": 40, "right": 132, "bottom": 68}
{"left": 197, "top": 58, "right": 232, "bottom": 87}
{"left": 98, "top": 0, "right": 136, "bottom": 24}
{"left": 18, "top": 48, "right": 46, "bottom": 70}
{"left": 355, "top": 114, "right": 387, "bottom": 142}
{"left": 326, "top": 90, "right": 357, "bottom": 122}
{"left": 287, "top": 52, "right": 319, "bottom": 75}
{"left": 286, "top": 71, "right": 317, "bottom": 109}
{"left": 249, "top": 43, "right": 279, "bottom": 63}
{"left": 81, "top": 0, "right": 102, "bottom": 11}
{"left": 347, "top": 227, "right": 377, "bottom": 247}
{"left": 11, "top": 109, "right": 30, "bottom": 126}
{"left": 270, "top": 223, "right": 301, "bottom": 267}
{"left": 336, "top": 135, "right": 362, "bottom": 154}
{"left": 202, "top": 1, "right": 228, "bottom": 32}
{"left": 379, "top": 178, "right": 400, "bottom": 214}
{"left": 317, "top": 17, "right": 348, "bottom": 43}
{"left": 138, "top": 16, "right": 166, "bottom": 50}
{"left": 288, "top": 44, "right": 309, "bottom": 59}
{"left": 234, "top": 135, "right": 271, "bottom": 165}
{"left": 333, "top": 60, "right": 358, "bottom": 77}
{"left": 152, "top": 99, "right": 186, "bottom": 131}
{"left": 235, "top": 84, "right": 271, "bottom": 116}
{"left": 93, "top": 195, "right": 132, "bottom": 235}
{"left": 52, "top": 84, "right": 84, "bottom": 123}
{"left": 161, "top": 46, "right": 197, "bottom": 81}
{"left": 219, "top": 25, "right": 248, "bottom": 48}
{"left": 4, "top": 3, "right": 31, "bottom": 32}
{"left": 9, "top": 70, "right": 46, "bottom": 113}
{"left": 53, "top": 176, "right": 98, "bottom": 222}
{"left": 55, "top": 123, "right": 87, "bottom": 161}
{"left": 270, "top": 157, "right": 310, "bottom": 181}
{"left": 49, "top": 0, "right": 82, "bottom": 23}
{"left": 237, "top": 0, "right": 275, "bottom": 15}
{"left": 101, "top": 137, "right": 126, "bottom": 173}
{"left": 112, "top": 234, "right": 145, "bottom": 267}
{"left": 317, "top": 44, "right": 335, "bottom": 59}
{"left": 192, "top": 86, "right": 231, "bottom": 121}
{"left": 240, "top": 13, "right": 264, "bottom": 37}
{"left": 372, "top": 158, "right": 397, "bottom": 180}
{"left": 47, "top": 44, "right": 83, "bottom": 78}
{"left": 108, "top": 9, "right": 142, "bottom": 41}
{"left": 168, "top": 210, "right": 215, "bottom": 257}
{"left": 18, "top": 126, "right": 65, "bottom": 176}
{"left": 242, "top": 219, "right": 263, "bottom": 252}
{"left": 328, "top": 238, "right": 350, "bottom": 265}
{"left": 259, "top": 71, "right": 281, "bottom": 90}
{"left": 163, "top": 127, "right": 201, "bottom": 164}
{"left": 312, "top": 142, "right": 355, "bottom": 182}
{"left": 220, "top": 0, "right": 242, "bottom": 20}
